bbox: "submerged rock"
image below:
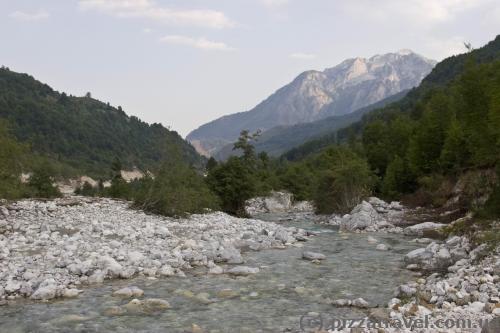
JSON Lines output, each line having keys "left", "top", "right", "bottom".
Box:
{"left": 112, "top": 286, "right": 144, "bottom": 298}
{"left": 302, "top": 251, "right": 326, "bottom": 261}
{"left": 376, "top": 243, "right": 390, "bottom": 251}
{"left": 226, "top": 266, "right": 260, "bottom": 276}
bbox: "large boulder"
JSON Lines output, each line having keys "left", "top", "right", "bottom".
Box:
{"left": 31, "top": 279, "right": 58, "bottom": 300}
{"left": 245, "top": 191, "right": 293, "bottom": 215}
{"left": 404, "top": 237, "right": 470, "bottom": 272}
{"left": 245, "top": 191, "right": 313, "bottom": 215}
{"left": 340, "top": 201, "right": 383, "bottom": 231}
{"left": 403, "top": 222, "right": 446, "bottom": 236}
{"left": 216, "top": 247, "right": 243, "bottom": 264}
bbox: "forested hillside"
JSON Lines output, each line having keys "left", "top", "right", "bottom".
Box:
{"left": 275, "top": 35, "right": 500, "bottom": 218}
{"left": 214, "top": 90, "right": 408, "bottom": 160}
{"left": 0, "top": 67, "right": 204, "bottom": 177}
{"left": 283, "top": 35, "right": 500, "bottom": 161}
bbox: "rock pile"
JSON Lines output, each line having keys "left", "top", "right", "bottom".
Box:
{"left": 0, "top": 197, "right": 308, "bottom": 302}
{"left": 328, "top": 197, "right": 447, "bottom": 236}
{"left": 245, "top": 191, "right": 314, "bottom": 216}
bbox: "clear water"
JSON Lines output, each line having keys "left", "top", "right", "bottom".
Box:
{"left": 0, "top": 213, "right": 421, "bottom": 333}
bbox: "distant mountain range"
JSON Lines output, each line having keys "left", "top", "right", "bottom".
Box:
{"left": 0, "top": 68, "right": 204, "bottom": 177}
{"left": 188, "top": 50, "right": 436, "bottom": 157}
{"left": 282, "top": 35, "right": 500, "bottom": 161}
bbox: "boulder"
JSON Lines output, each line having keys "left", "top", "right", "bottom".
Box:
{"left": 263, "top": 192, "right": 293, "bottom": 213}
{"left": 302, "top": 251, "right": 326, "bottom": 261}
{"left": 113, "top": 286, "right": 144, "bottom": 298}
{"left": 159, "top": 265, "right": 175, "bottom": 277}
{"left": 376, "top": 243, "right": 390, "bottom": 251}
{"left": 97, "top": 256, "right": 123, "bottom": 277}
{"left": 226, "top": 266, "right": 259, "bottom": 276}
{"left": 5, "top": 280, "right": 21, "bottom": 294}
{"left": 208, "top": 265, "right": 223, "bottom": 275}
{"left": 352, "top": 298, "right": 370, "bottom": 308}
{"left": 403, "top": 222, "right": 446, "bottom": 236}
{"left": 404, "top": 248, "right": 431, "bottom": 265}
{"left": 31, "top": 280, "right": 58, "bottom": 300}
{"left": 62, "top": 289, "right": 83, "bottom": 298}
{"left": 217, "top": 247, "right": 243, "bottom": 264}
{"left": 340, "top": 201, "right": 382, "bottom": 231}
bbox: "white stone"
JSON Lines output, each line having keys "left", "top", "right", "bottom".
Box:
{"left": 302, "top": 251, "right": 326, "bottom": 261}
{"left": 226, "top": 266, "right": 259, "bottom": 276}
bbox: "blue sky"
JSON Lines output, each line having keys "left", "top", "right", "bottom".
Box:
{"left": 2, "top": 0, "right": 500, "bottom": 136}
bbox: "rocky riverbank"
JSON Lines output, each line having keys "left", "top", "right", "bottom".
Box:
{"left": 325, "top": 197, "right": 449, "bottom": 237}
{"left": 323, "top": 197, "right": 500, "bottom": 333}
{"left": 0, "top": 197, "right": 308, "bottom": 302}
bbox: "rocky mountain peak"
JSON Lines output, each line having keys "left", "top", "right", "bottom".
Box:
{"left": 187, "top": 50, "right": 436, "bottom": 157}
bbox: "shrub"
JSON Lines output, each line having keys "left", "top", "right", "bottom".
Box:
{"left": 28, "top": 162, "right": 62, "bottom": 198}
{"left": 314, "top": 147, "right": 374, "bottom": 214}
{"left": 134, "top": 148, "right": 219, "bottom": 217}
{"left": 75, "top": 181, "right": 97, "bottom": 197}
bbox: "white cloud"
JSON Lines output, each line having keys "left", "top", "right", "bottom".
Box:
{"left": 9, "top": 9, "right": 50, "bottom": 21}
{"left": 78, "top": 0, "right": 234, "bottom": 29}
{"left": 289, "top": 52, "right": 316, "bottom": 60}
{"left": 160, "top": 35, "right": 235, "bottom": 51}
{"left": 142, "top": 27, "right": 152, "bottom": 33}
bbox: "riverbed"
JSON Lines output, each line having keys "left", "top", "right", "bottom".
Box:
{"left": 0, "top": 212, "right": 421, "bottom": 333}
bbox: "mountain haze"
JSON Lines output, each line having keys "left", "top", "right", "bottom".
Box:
{"left": 188, "top": 50, "right": 436, "bottom": 156}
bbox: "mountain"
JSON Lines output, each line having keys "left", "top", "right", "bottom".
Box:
{"left": 188, "top": 50, "right": 436, "bottom": 156}
{"left": 0, "top": 67, "right": 204, "bottom": 177}
{"left": 282, "top": 35, "right": 500, "bottom": 161}
{"left": 214, "top": 90, "right": 408, "bottom": 160}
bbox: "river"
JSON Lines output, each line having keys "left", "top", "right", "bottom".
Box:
{"left": 0, "top": 212, "right": 421, "bottom": 333}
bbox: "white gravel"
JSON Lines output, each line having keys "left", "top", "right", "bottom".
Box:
{"left": 0, "top": 196, "right": 308, "bottom": 302}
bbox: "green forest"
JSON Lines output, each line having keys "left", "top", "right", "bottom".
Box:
{"left": 0, "top": 67, "right": 204, "bottom": 178}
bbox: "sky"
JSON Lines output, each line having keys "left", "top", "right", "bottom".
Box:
{"left": 1, "top": 0, "right": 500, "bottom": 137}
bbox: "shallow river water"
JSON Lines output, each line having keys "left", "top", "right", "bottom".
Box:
{"left": 0, "top": 213, "right": 421, "bottom": 333}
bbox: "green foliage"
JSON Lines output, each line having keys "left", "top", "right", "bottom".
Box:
{"left": 0, "top": 68, "right": 204, "bottom": 179}
{"left": 382, "top": 156, "right": 416, "bottom": 199}
{"left": 207, "top": 156, "right": 257, "bottom": 216}
{"left": 27, "top": 161, "right": 62, "bottom": 198}
{"left": 74, "top": 181, "right": 97, "bottom": 197}
{"left": 0, "top": 120, "right": 27, "bottom": 199}
{"left": 207, "top": 131, "right": 274, "bottom": 216}
{"left": 275, "top": 36, "right": 500, "bottom": 217}
{"left": 206, "top": 157, "right": 218, "bottom": 172}
{"left": 313, "top": 147, "right": 375, "bottom": 214}
{"left": 279, "top": 163, "right": 315, "bottom": 201}
{"left": 478, "top": 185, "right": 500, "bottom": 218}
{"left": 134, "top": 147, "right": 219, "bottom": 217}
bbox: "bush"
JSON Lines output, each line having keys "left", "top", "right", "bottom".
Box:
{"left": 75, "top": 181, "right": 97, "bottom": 197}
{"left": 28, "top": 162, "right": 62, "bottom": 198}
{"left": 0, "top": 121, "right": 27, "bottom": 199}
{"left": 206, "top": 156, "right": 256, "bottom": 216}
{"left": 134, "top": 149, "right": 219, "bottom": 217}
{"left": 314, "top": 147, "right": 374, "bottom": 214}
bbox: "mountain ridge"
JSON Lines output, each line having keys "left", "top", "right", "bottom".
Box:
{"left": 0, "top": 67, "right": 204, "bottom": 177}
{"left": 187, "top": 50, "right": 436, "bottom": 156}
